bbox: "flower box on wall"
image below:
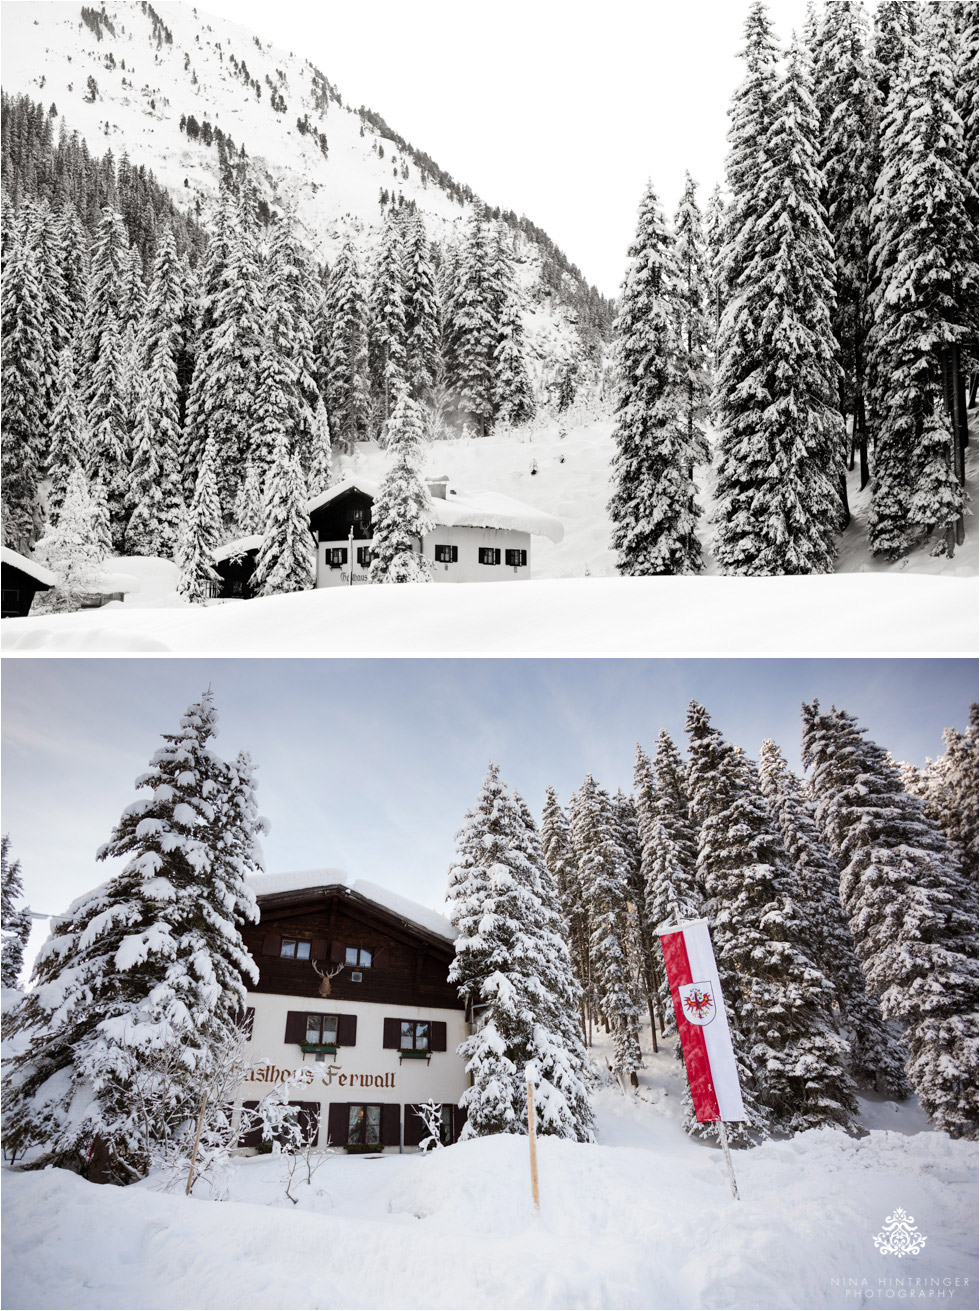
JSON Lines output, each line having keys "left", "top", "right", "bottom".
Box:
{"left": 300, "top": 1042, "right": 337, "bottom": 1055}
{"left": 344, "top": 1142, "right": 383, "bottom": 1155}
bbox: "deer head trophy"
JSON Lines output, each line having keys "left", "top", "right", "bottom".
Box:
{"left": 312, "top": 959, "right": 345, "bottom": 998}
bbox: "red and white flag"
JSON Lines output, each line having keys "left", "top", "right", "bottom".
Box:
{"left": 658, "top": 918, "right": 745, "bottom": 1123}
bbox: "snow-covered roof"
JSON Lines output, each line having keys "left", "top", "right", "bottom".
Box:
{"left": 306, "top": 478, "right": 564, "bottom": 544}
{"left": 248, "top": 868, "right": 455, "bottom": 944}
{"left": 213, "top": 535, "right": 262, "bottom": 564}
{"left": 0, "top": 547, "right": 56, "bottom": 588}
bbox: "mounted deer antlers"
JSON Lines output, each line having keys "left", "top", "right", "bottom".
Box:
{"left": 312, "top": 959, "right": 345, "bottom": 997}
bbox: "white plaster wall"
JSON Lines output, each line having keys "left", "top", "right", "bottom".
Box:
{"left": 315, "top": 527, "right": 532, "bottom": 587}
{"left": 236, "top": 992, "right": 469, "bottom": 1150}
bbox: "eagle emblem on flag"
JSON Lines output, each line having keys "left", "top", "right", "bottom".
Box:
{"left": 679, "top": 981, "right": 716, "bottom": 1026}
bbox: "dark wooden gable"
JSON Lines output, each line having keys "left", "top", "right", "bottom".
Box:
{"left": 214, "top": 546, "right": 260, "bottom": 600}
{"left": 1, "top": 560, "right": 53, "bottom": 617}
{"left": 308, "top": 488, "right": 374, "bottom": 544}
{"left": 242, "top": 885, "right": 463, "bottom": 1010}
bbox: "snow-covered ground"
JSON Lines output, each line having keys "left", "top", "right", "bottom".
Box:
{"left": 3, "top": 1037, "right": 976, "bottom": 1311}
{"left": 4, "top": 414, "right": 977, "bottom": 654}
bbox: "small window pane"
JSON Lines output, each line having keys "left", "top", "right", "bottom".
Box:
{"left": 280, "top": 940, "right": 296, "bottom": 958}
{"left": 348, "top": 1105, "right": 364, "bottom": 1141}
{"left": 440, "top": 1105, "right": 453, "bottom": 1145}
{"left": 359, "top": 948, "right": 372, "bottom": 968}
{"left": 416, "top": 1023, "right": 429, "bottom": 1051}
{"left": 306, "top": 1016, "right": 321, "bottom": 1043}
{"left": 345, "top": 946, "right": 359, "bottom": 966}
{"left": 366, "top": 1106, "right": 381, "bottom": 1139}
{"left": 323, "top": 1016, "right": 338, "bottom": 1043}
{"left": 296, "top": 941, "right": 311, "bottom": 960}
{"left": 400, "top": 1022, "right": 413, "bottom": 1050}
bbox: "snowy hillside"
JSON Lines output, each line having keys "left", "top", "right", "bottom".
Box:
{"left": 0, "top": 0, "right": 602, "bottom": 362}
{"left": 3, "top": 1033, "right": 977, "bottom": 1311}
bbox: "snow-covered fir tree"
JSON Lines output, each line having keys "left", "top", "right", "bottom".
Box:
{"left": 402, "top": 212, "right": 441, "bottom": 401}
{"left": 444, "top": 210, "right": 498, "bottom": 436}
{"left": 686, "top": 701, "right": 857, "bottom": 1138}
{"left": 901, "top": 704, "right": 979, "bottom": 895}
{"left": 262, "top": 211, "right": 321, "bottom": 476}
{"left": 569, "top": 775, "right": 642, "bottom": 1081}
{"left": 703, "top": 183, "right": 727, "bottom": 374}
{"left": 234, "top": 457, "right": 263, "bottom": 538}
{"left": 45, "top": 347, "right": 90, "bottom": 524}
{"left": 306, "top": 396, "right": 333, "bottom": 499}
{"left": 176, "top": 437, "right": 223, "bottom": 602}
{"left": 323, "top": 238, "right": 371, "bottom": 451}
{"left": 368, "top": 209, "right": 408, "bottom": 431}
{"left": 492, "top": 251, "right": 535, "bottom": 428}
{"left": 866, "top": 13, "right": 971, "bottom": 557}
{"left": 810, "top": 0, "right": 878, "bottom": 488}
{"left": 801, "top": 700, "right": 978, "bottom": 1140}
{"left": 2, "top": 692, "right": 265, "bottom": 1178}
{"left": 1, "top": 836, "right": 32, "bottom": 991}
{"left": 1, "top": 232, "right": 47, "bottom": 551}
{"left": 540, "top": 786, "right": 590, "bottom": 1033}
{"left": 757, "top": 736, "right": 908, "bottom": 1096}
{"left": 368, "top": 390, "right": 433, "bottom": 583}
{"left": 714, "top": 34, "right": 845, "bottom": 574}
{"left": 609, "top": 181, "right": 704, "bottom": 576}
{"left": 250, "top": 430, "right": 316, "bottom": 597}
{"left": 32, "top": 464, "right": 109, "bottom": 612}
{"left": 447, "top": 764, "right": 594, "bottom": 1141}
{"left": 672, "top": 173, "right": 711, "bottom": 475}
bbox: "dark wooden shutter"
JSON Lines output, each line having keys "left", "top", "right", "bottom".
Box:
{"left": 336, "top": 1013, "right": 357, "bottom": 1046}
{"left": 311, "top": 937, "right": 327, "bottom": 962}
{"left": 289, "top": 1100, "right": 320, "bottom": 1147}
{"left": 238, "top": 1100, "right": 262, "bottom": 1148}
{"left": 452, "top": 546, "right": 459, "bottom": 562}
{"left": 262, "top": 932, "right": 282, "bottom": 956}
{"left": 326, "top": 1102, "right": 348, "bottom": 1148}
{"left": 380, "top": 1103, "right": 400, "bottom": 1148}
{"left": 403, "top": 1104, "right": 424, "bottom": 1148}
{"left": 452, "top": 1106, "right": 467, "bottom": 1142}
{"left": 429, "top": 1021, "right": 447, "bottom": 1052}
{"left": 382, "top": 1017, "right": 401, "bottom": 1049}
{"left": 284, "top": 1010, "right": 308, "bottom": 1043}
{"left": 329, "top": 939, "right": 345, "bottom": 964}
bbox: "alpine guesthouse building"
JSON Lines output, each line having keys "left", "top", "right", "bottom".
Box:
{"left": 236, "top": 871, "right": 469, "bottom": 1152}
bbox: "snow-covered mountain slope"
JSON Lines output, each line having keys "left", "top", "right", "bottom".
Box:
{"left": 0, "top": 0, "right": 605, "bottom": 364}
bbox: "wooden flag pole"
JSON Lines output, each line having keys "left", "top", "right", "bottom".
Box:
{"left": 526, "top": 1076, "right": 540, "bottom": 1211}
{"left": 716, "top": 1119, "right": 740, "bottom": 1201}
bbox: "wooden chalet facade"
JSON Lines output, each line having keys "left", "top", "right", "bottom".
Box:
{"left": 236, "top": 871, "right": 468, "bottom": 1152}
{"left": 1, "top": 547, "right": 55, "bottom": 617}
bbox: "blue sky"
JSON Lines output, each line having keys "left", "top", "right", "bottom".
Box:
{"left": 2, "top": 659, "right": 975, "bottom": 964}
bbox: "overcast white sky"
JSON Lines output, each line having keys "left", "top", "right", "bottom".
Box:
{"left": 3, "top": 657, "right": 975, "bottom": 977}
{"left": 190, "top": 0, "right": 815, "bottom": 295}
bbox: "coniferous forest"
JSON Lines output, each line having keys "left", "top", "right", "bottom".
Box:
{"left": 2, "top": 0, "right": 976, "bottom": 611}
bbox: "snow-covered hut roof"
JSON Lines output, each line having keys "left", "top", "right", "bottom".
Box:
{"left": 213, "top": 535, "right": 262, "bottom": 564}
{"left": 248, "top": 868, "right": 455, "bottom": 944}
{"left": 306, "top": 478, "right": 564, "bottom": 544}
{"left": 0, "top": 547, "right": 56, "bottom": 587}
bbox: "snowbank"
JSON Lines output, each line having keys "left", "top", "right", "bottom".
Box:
{"left": 2, "top": 1064, "right": 976, "bottom": 1310}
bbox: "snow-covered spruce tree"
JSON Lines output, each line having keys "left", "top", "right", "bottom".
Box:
{"left": 612, "top": 787, "right": 660, "bottom": 1046}
{"left": 1, "top": 231, "right": 46, "bottom": 551}
{"left": 323, "top": 238, "right": 371, "bottom": 451}
{"left": 703, "top": 184, "right": 727, "bottom": 375}
{"left": 492, "top": 248, "right": 535, "bottom": 428}
{"left": 447, "top": 764, "right": 593, "bottom": 1141}
{"left": 801, "top": 701, "right": 978, "bottom": 1139}
{"left": 902, "top": 704, "right": 979, "bottom": 895}
{"left": 234, "top": 457, "right": 263, "bottom": 538}
{"left": 176, "top": 438, "right": 223, "bottom": 603}
{"left": 18, "top": 198, "right": 72, "bottom": 460}
{"left": 608, "top": 181, "right": 703, "bottom": 576}
{"left": 569, "top": 775, "right": 642, "bottom": 1081}
{"left": 444, "top": 210, "right": 498, "bottom": 436}
{"left": 307, "top": 396, "right": 333, "bottom": 499}
{"left": 183, "top": 186, "right": 265, "bottom": 512}
{"left": 45, "top": 347, "right": 90, "bottom": 524}
{"left": 250, "top": 430, "right": 316, "bottom": 597}
{"left": 125, "top": 226, "right": 186, "bottom": 557}
{"left": 368, "top": 209, "right": 408, "bottom": 431}
{"left": 1, "top": 836, "right": 32, "bottom": 991}
{"left": 673, "top": 173, "right": 712, "bottom": 475}
{"left": 714, "top": 36, "right": 845, "bottom": 574}
{"left": 402, "top": 212, "right": 441, "bottom": 401}
{"left": 686, "top": 701, "right": 857, "bottom": 1138}
{"left": 262, "top": 212, "right": 321, "bottom": 477}
{"left": 2, "top": 692, "right": 265, "bottom": 1178}
{"left": 540, "top": 786, "right": 590, "bottom": 1034}
{"left": 757, "top": 737, "right": 908, "bottom": 1096}
{"left": 866, "top": 15, "right": 971, "bottom": 558}
{"left": 33, "top": 465, "right": 109, "bottom": 612}
{"left": 368, "top": 390, "right": 433, "bottom": 583}
{"left": 810, "top": 0, "right": 878, "bottom": 487}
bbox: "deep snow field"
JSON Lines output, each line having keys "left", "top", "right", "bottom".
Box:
{"left": 2, "top": 1035, "right": 977, "bottom": 1311}
{"left": 3, "top": 411, "right": 977, "bottom": 654}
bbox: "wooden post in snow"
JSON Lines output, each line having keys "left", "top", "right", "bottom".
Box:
{"left": 185, "top": 1094, "right": 209, "bottom": 1197}
{"left": 526, "top": 1075, "right": 540, "bottom": 1211}
{"left": 716, "top": 1118, "right": 740, "bottom": 1201}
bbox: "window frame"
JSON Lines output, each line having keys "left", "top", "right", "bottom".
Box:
{"left": 280, "top": 938, "right": 312, "bottom": 961}
{"left": 326, "top": 547, "right": 348, "bottom": 568}
{"left": 478, "top": 547, "right": 502, "bottom": 566}
{"left": 505, "top": 548, "right": 527, "bottom": 567}
{"left": 347, "top": 1102, "right": 382, "bottom": 1146}
{"left": 343, "top": 945, "right": 373, "bottom": 968}
{"left": 434, "top": 544, "right": 458, "bottom": 564}
{"left": 356, "top": 546, "right": 372, "bottom": 567}
{"left": 305, "top": 1013, "right": 339, "bottom": 1046}
{"left": 399, "top": 1020, "right": 430, "bottom": 1052}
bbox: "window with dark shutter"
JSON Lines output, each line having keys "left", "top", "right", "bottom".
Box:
{"left": 336, "top": 1013, "right": 357, "bottom": 1046}
{"left": 262, "top": 932, "right": 282, "bottom": 956}
{"left": 403, "top": 1104, "right": 424, "bottom": 1148}
{"left": 505, "top": 549, "right": 527, "bottom": 567}
{"left": 452, "top": 1106, "right": 467, "bottom": 1142}
{"left": 287, "top": 1100, "right": 320, "bottom": 1147}
{"left": 284, "top": 1011, "right": 308, "bottom": 1043}
{"left": 238, "top": 1100, "right": 262, "bottom": 1148}
{"left": 311, "top": 937, "right": 327, "bottom": 962}
{"left": 478, "top": 547, "right": 501, "bottom": 565}
{"left": 380, "top": 1103, "right": 400, "bottom": 1148}
{"left": 429, "top": 1021, "right": 447, "bottom": 1052}
{"left": 434, "top": 545, "right": 458, "bottom": 564}
{"left": 329, "top": 940, "right": 346, "bottom": 964}
{"left": 326, "top": 1102, "right": 348, "bottom": 1148}
{"left": 382, "top": 1017, "right": 401, "bottom": 1049}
